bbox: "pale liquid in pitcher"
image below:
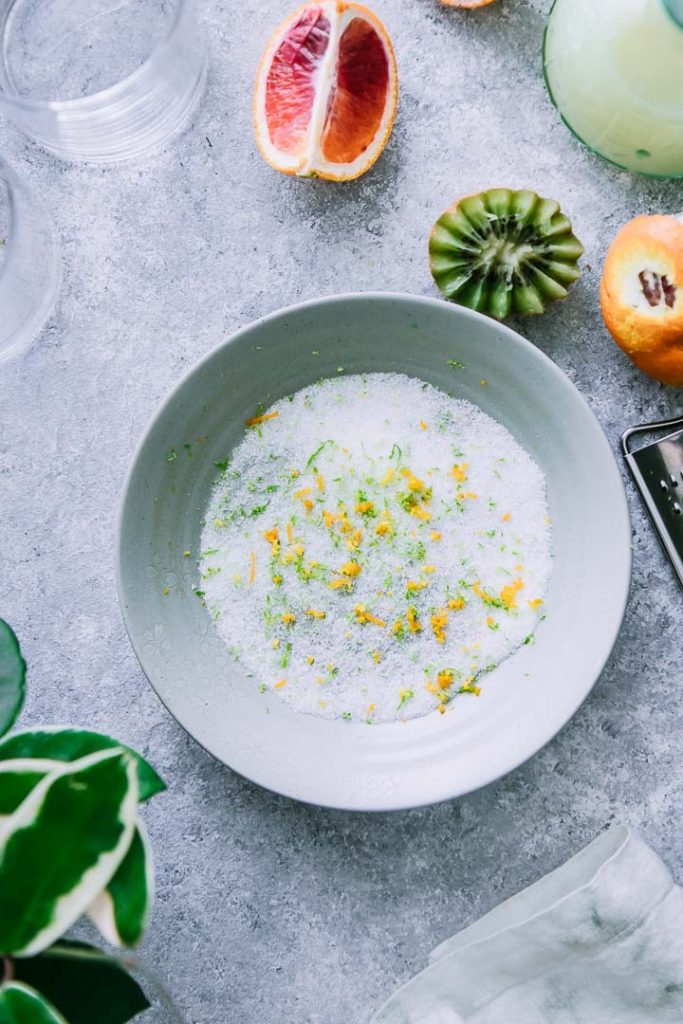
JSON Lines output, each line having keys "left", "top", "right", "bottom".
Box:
{"left": 544, "top": 0, "right": 683, "bottom": 177}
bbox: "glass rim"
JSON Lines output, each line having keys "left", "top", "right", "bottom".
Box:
{"left": 0, "top": 0, "right": 193, "bottom": 113}
{"left": 0, "top": 155, "right": 21, "bottom": 255}
{"left": 0, "top": 155, "right": 61, "bottom": 363}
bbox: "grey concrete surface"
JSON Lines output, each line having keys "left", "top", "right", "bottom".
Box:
{"left": 1, "top": 0, "right": 683, "bottom": 1021}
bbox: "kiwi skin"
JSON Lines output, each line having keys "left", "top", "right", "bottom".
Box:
{"left": 429, "top": 188, "right": 584, "bottom": 320}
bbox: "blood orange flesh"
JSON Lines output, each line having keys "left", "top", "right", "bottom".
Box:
{"left": 321, "top": 17, "right": 390, "bottom": 165}
{"left": 265, "top": 6, "right": 331, "bottom": 156}
{"left": 255, "top": 1, "right": 397, "bottom": 180}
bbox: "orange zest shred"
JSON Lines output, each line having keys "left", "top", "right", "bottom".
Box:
{"left": 529, "top": 598, "right": 543, "bottom": 610}
{"left": 245, "top": 410, "right": 279, "bottom": 427}
{"left": 249, "top": 550, "right": 256, "bottom": 585}
{"left": 407, "top": 606, "right": 421, "bottom": 633}
{"left": 406, "top": 579, "right": 427, "bottom": 594}
{"left": 472, "top": 580, "right": 497, "bottom": 605}
{"left": 500, "top": 578, "right": 524, "bottom": 609}
{"left": 431, "top": 609, "right": 448, "bottom": 644}
{"left": 402, "top": 468, "right": 425, "bottom": 492}
{"left": 305, "top": 608, "right": 326, "bottom": 619}
{"left": 263, "top": 527, "right": 280, "bottom": 556}
{"left": 451, "top": 463, "right": 469, "bottom": 483}
{"left": 461, "top": 682, "right": 481, "bottom": 696}
{"left": 430, "top": 531, "right": 442, "bottom": 542}
{"left": 437, "top": 669, "right": 454, "bottom": 690}
{"left": 380, "top": 467, "right": 395, "bottom": 485}
{"left": 346, "top": 528, "right": 363, "bottom": 550}
{"left": 274, "top": 678, "right": 287, "bottom": 689}
{"left": 448, "top": 596, "right": 465, "bottom": 611}
{"left": 281, "top": 613, "right": 296, "bottom": 625}
{"left": 354, "top": 603, "right": 386, "bottom": 628}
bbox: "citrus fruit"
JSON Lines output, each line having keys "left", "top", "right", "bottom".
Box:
{"left": 601, "top": 213, "right": 683, "bottom": 386}
{"left": 440, "top": 0, "right": 497, "bottom": 7}
{"left": 429, "top": 189, "right": 584, "bottom": 320}
{"left": 253, "top": 1, "right": 398, "bottom": 181}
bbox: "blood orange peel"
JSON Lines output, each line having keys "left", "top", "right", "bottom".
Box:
{"left": 254, "top": 1, "right": 398, "bottom": 181}
{"left": 440, "top": 0, "right": 498, "bottom": 7}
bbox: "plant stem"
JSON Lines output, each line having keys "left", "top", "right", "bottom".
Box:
{"left": 120, "top": 956, "right": 187, "bottom": 1024}
{"left": 2, "top": 956, "right": 14, "bottom": 983}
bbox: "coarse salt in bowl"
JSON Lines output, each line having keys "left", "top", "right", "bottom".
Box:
{"left": 117, "top": 293, "right": 631, "bottom": 811}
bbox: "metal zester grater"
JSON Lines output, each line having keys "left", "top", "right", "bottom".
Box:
{"left": 621, "top": 415, "right": 683, "bottom": 588}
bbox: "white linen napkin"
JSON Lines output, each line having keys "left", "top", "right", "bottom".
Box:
{"left": 372, "top": 826, "right": 683, "bottom": 1023}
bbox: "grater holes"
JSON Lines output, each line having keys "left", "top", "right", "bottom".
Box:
{"left": 661, "top": 479, "right": 669, "bottom": 492}
{"left": 671, "top": 474, "right": 680, "bottom": 487}
{"left": 674, "top": 503, "right": 682, "bottom": 516}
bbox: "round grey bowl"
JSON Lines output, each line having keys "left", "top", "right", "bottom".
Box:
{"left": 117, "top": 293, "right": 631, "bottom": 811}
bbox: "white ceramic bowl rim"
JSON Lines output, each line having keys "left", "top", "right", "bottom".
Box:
{"left": 117, "top": 292, "right": 632, "bottom": 811}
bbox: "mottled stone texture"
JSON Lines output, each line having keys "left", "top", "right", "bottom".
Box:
{"left": 1, "top": 0, "right": 682, "bottom": 1021}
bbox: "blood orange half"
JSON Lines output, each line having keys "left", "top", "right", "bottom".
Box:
{"left": 254, "top": 1, "right": 398, "bottom": 181}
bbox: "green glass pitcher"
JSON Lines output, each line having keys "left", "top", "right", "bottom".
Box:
{"left": 543, "top": 0, "right": 683, "bottom": 178}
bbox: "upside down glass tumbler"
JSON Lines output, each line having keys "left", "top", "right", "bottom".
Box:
{"left": 0, "top": 0, "right": 207, "bottom": 162}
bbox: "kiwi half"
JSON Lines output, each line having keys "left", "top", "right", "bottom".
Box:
{"left": 429, "top": 188, "right": 584, "bottom": 320}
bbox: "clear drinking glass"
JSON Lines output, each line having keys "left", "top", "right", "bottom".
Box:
{"left": 0, "top": 156, "right": 61, "bottom": 363}
{"left": 0, "top": 0, "right": 207, "bottom": 162}
{"left": 544, "top": 0, "right": 683, "bottom": 178}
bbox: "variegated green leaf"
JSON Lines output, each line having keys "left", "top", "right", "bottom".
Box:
{"left": 0, "top": 748, "right": 139, "bottom": 956}
{"left": 88, "top": 821, "right": 153, "bottom": 947}
{"left": 0, "top": 621, "right": 26, "bottom": 740}
{"left": 14, "top": 941, "right": 150, "bottom": 1024}
{"left": 0, "top": 762, "right": 64, "bottom": 818}
{"left": 0, "top": 982, "right": 68, "bottom": 1023}
{"left": 0, "top": 729, "right": 164, "bottom": 802}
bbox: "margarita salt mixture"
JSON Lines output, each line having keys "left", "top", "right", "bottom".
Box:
{"left": 200, "top": 374, "right": 552, "bottom": 724}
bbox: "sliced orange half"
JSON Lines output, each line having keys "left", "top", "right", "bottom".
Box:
{"left": 254, "top": 1, "right": 398, "bottom": 181}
